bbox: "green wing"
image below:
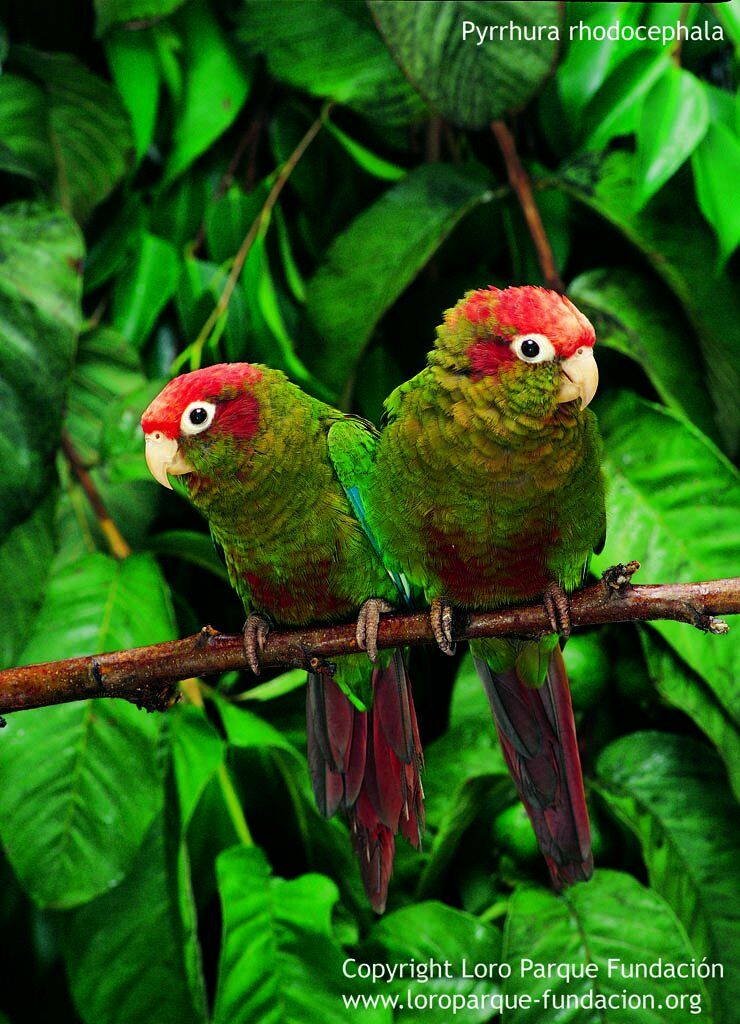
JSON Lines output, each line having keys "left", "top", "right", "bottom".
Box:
{"left": 327, "top": 416, "right": 412, "bottom": 605}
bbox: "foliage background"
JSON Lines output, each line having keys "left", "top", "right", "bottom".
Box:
{"left": 0, "top": 1, "right": 738, "bottom": 1022}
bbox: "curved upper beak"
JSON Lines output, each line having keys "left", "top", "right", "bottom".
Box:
{"left": 144, "top": 433, "right": 193, "bottom": 490}
{"left": 557, "top": 347, "right": 599, "bottom": 408}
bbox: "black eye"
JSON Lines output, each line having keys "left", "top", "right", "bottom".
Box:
{"left": 189, "top": 407, "right": 209, "bottom": 426}
{"left": 520, "top": 338, "right": 540, "bottom": 358}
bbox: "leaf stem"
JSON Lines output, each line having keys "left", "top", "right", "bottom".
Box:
{"left": 61, "top": 433, "right": 132, "bottom": 560}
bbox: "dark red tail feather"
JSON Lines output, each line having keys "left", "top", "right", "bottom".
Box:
{"left": 474, "top": 645, "right": 593, "bottom": 889}
{"left": 306, "top": 653, "right": 424, "bottom": 912}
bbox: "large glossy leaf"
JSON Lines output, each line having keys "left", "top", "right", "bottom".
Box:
{"left": 233, "top": 0, "right": 423, "bottom": 124}
{"left": 110, "top": 232, "right": 181, "bottom": 346}
{"left": 503, "top": 870, "right": 713, "bottom": 1022}
{"left": 593, "top": 392, "right": 740, "bottom": 724}
{"left": 569, "top": 268, "right": 717, "bottom": 439}
{"left": 369, "top": 1, "right": 562, "bottom": 129}
{"left": 170, "top": 704, "right": 225, "bottom": 829}
{"left": 0, "top": 553, "right": 175, "bottom": 908}
{"left": 596, "top": 733, "right": 740, "bottom": 1020}
{"left": 63, "top": 819, "right": 207, "bottom": 1024}
{"left": 8, "top": 48, "right": 133, "bottom": 222}
{"left": 306, "top": 164, "right": 491, "bottom": 394}
{"left": 555, "top": 150, "right": 740, "bottom": 452}
{"left": 365, "top": 902, "right": 502, "bottom": 1023}
{"left": 0, "top": 202, "right": 82, "bottom": 536}
{"left": 95, "top": 0, "right": 188, "bottom": 36}
{"left": 213, "top": 845, "right": 391, "bottom": 1024}
{"left": 104, "top": 27, "right": 160, "bottom": 162}
{"left": 581, "top": 48, "right": 670, "bottom": 150}
{"left": 640, "top": 631, "right": 740, "bottom": 801}
{"left": 166, "top": 0, "right": 251, "bottom": 181}
{"left": 635, "top": 66, "right": 708, "bottom": 207}
{"left": 691, "top": 120, "right": 740, "bottom": 264}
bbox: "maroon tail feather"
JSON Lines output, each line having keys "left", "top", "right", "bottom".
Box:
{"left": 474, "top": 645, "right": 593, "bottom": 889}
{"left": 306, "top": 653, "right": 424, "bottom": 913}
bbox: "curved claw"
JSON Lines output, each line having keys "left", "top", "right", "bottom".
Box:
{"left": 431, "top": 597, "right": 456, "bottom": 656}
{"left": 356, "top": 598, "right": 394, "bottom": 662}
{"left": 243, "top": 614, "right": 271, "bottom": 675}
{"left": 544, "top": 582, "right": 572, "bottom": 639}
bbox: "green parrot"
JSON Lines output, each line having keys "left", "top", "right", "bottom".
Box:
{"left": 364, "top": 285, "right": 605, "bottom": 888}
{"left": 141, "top": 363, "right": 423, "bottom": 912}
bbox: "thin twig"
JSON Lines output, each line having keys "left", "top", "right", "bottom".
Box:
{"left": 491, "top": 119, "right": 564, "bottom": 292}
{"left": 673, "top": 2, "right": 691, "bottom": 63}
{"left": 188, "top": 106, "right": 328, "bottom": 364}
{"left": 61, "top": 433, "right": 131, "bottom": 560}
{"left": 1, "top": 567, "right": 737, "bottom": 716}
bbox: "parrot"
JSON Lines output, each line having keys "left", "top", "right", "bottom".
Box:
{"left": 362, "top": 286, "right": 606, "bottom": 889}
{"left": 141, "top": 363, "right": 423, "bottom": 912}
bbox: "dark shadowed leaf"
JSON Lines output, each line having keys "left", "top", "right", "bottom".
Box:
{"left": 0, "top": 553, "right": 174, "bottom": 907}
{"left": 233, "top": 0, "right": 423, "bottom": 124}
{"left": 365, "top": 902, "right": 502, "bottom": 1023}
{"left": 569, "top": 268, "right": 717, "bottom": 439}
{"left": 556, "top": 150, "right": 740, "bottom": 453}
{"left": 596, "top": 733, "right": 740, "bottom": 1019}
{"left": 213, "top": 845, "right": 391, "bottom": 1024}
{"left": 95, "top": 0, "right": 189, "bottom": 36}
{"left": 593, "top": 392, "right": 740, "bottom": 724}
{"left": 0, "top": 203, "right": 82, "bottom": 535}
{"left": 503, "top": 870, "right": 713, "bottom": 1022}
{"left": 306, "top": 164, "right": 491, "bottom": 394}
{"left": 9, "top": 48, "right": 133, "bottom": 222}
{"left": 63, "top": 818, "right": 207, "bottom": 1024}
{"left": 370, "top": 1, "right": 562, "bottom": 128}
{"left": 691, "top": 120, "right": 740, "bottom": 265}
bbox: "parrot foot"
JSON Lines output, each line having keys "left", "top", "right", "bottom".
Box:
{"left": 356, "top": 598, "right": 395, "bottom": 662}
{"left": 544, "top": 582, "right": 572, "bottom": 638}
{"left": 243, "top": 614, "right": 271, "bottom": 675}
{"left": 431, "top": 597, "right": 456, "bottom": 656}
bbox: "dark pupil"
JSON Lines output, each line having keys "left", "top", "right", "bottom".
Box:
{"left": 521, "top": 338, "right": 540, "bottom": 358}
{"left": 189, "top": 407, "right": 208, "bottom": 425}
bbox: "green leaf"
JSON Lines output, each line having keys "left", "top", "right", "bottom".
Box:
{"left": 0, "top": 552, "right": 175, "bottom": 908}
{"left": 0, "top": 493, "right": 57, "bottom": 670}
{"left": 233, "top": 0, "right": 423, "bottom": 125}
{"left": 595, "top": 733, "right": 740, "bottom": 1019}
{"left": 211, "top": 694, "right": 296, "bottom": 754}
{"left": 370, "top": 1, "right": 562, "bottom": 129}
{"left": 95, "top": 0, "right": 188, "bottom": 36}
{"left": 145, "top": 529, "right": 231, "bottom": 583}
{"left": 213, "top": 845, "right": 391, "bottom": 1024}
{"left": 205, "top": 184, "right": 265, "bottom": 265}
{"left": 306, "top": 164, "right": 491, "bottom": 394}
{"left": 0, "top": 73, "right": 50, "bottom": 180}
{"left": 166, "top": 0, "right": 251, "bottom": 181}
{"left": 503, "top": 870, "right": 714, "bottom": 1022}
{"left": 10, "top": 48, "right": 133, "bottom": 222}
{"left": 325, "top": 120, "right": 406, "bottom": 181}
{"left": 636, "top": 67, "right": 708, "bottom": 206}
{"left": 555, "top": 150, "right": 740, "bottom": 452}
{"left": 237, "top": 668, "right": 306, "bottom": 703}
{"left": 691, "top": 120, "right": 740, "bottom": 264}
{"left": 0, "top": 202, "right": 82, "bottom": 536}
{"left": 569, "top": 267, "right": 717, "bottom": 439}
{"left": 104, "top": 27, "right": 160, "bottom": 162}
{"left": 593, "top": 392, "right": 740, "bottom": 725}
{"left": 581, "top": 48, "right": 670, "bottom": 150}
{"left": 110, "top": 232, "right": 181, "bottom": 346}
{"left": 170, "top": 704, "right": 225, "bottom": 829}
{"left": 365, "top": 902, "right": 503, "bottom": 1023}
{"left": 63, "top": 819, "right": 206, "bottom": 1024}
{"left": 640, "top": 630, "right": 740, "bottom": 801}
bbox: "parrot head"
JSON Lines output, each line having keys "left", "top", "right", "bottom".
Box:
{"left": 140, "top": 363, "right": 263, "bottom": 490}
{"left": 432, "top": 286, "right": 598, "bottom": 418}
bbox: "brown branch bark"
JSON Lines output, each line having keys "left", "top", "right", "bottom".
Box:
{"left": 1, "top": 567, "right": 737, "bottom": 716}
{"left": 491, "top": 119, "right": 564, "bottom": 292}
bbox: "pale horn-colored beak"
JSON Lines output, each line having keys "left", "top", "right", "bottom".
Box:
{"left": 144, "top": 433, "right": 194, "bottom": 490}
{"left": 557, "top": 347, "right": 599, "bottom": 408}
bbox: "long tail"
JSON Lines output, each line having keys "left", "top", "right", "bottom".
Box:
{"left": 474, "top": 645, "right": 592, "bottom": 889}
{"left": 306, "top": 650, "right": 424, "bottom": 912}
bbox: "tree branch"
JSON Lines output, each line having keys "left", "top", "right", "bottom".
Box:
{"left": 61, "top": 433, "right": 132, "bottom": 560}
{"left": 1, "top": 566, "right": 737, "bottom": 716}
{"left": 491, "top": 119, "right": 564, "bottom": 292}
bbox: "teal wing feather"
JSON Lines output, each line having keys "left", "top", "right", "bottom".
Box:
{"left": 327, "top": 416, "right": 412, "bottom": 605}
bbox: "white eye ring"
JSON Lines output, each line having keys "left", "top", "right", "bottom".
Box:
{"left": 511, "top": 333, "right": 556, "bottom": 364}
{"left": 180, "top": 400, "right": 217, "bottom": 435}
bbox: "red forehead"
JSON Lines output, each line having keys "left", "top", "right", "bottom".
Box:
{"left": 141, "top": 363, "right": 262, "bottom": 438}
{"left": 460, "top": 286, "right": 595, "bottom": 357}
